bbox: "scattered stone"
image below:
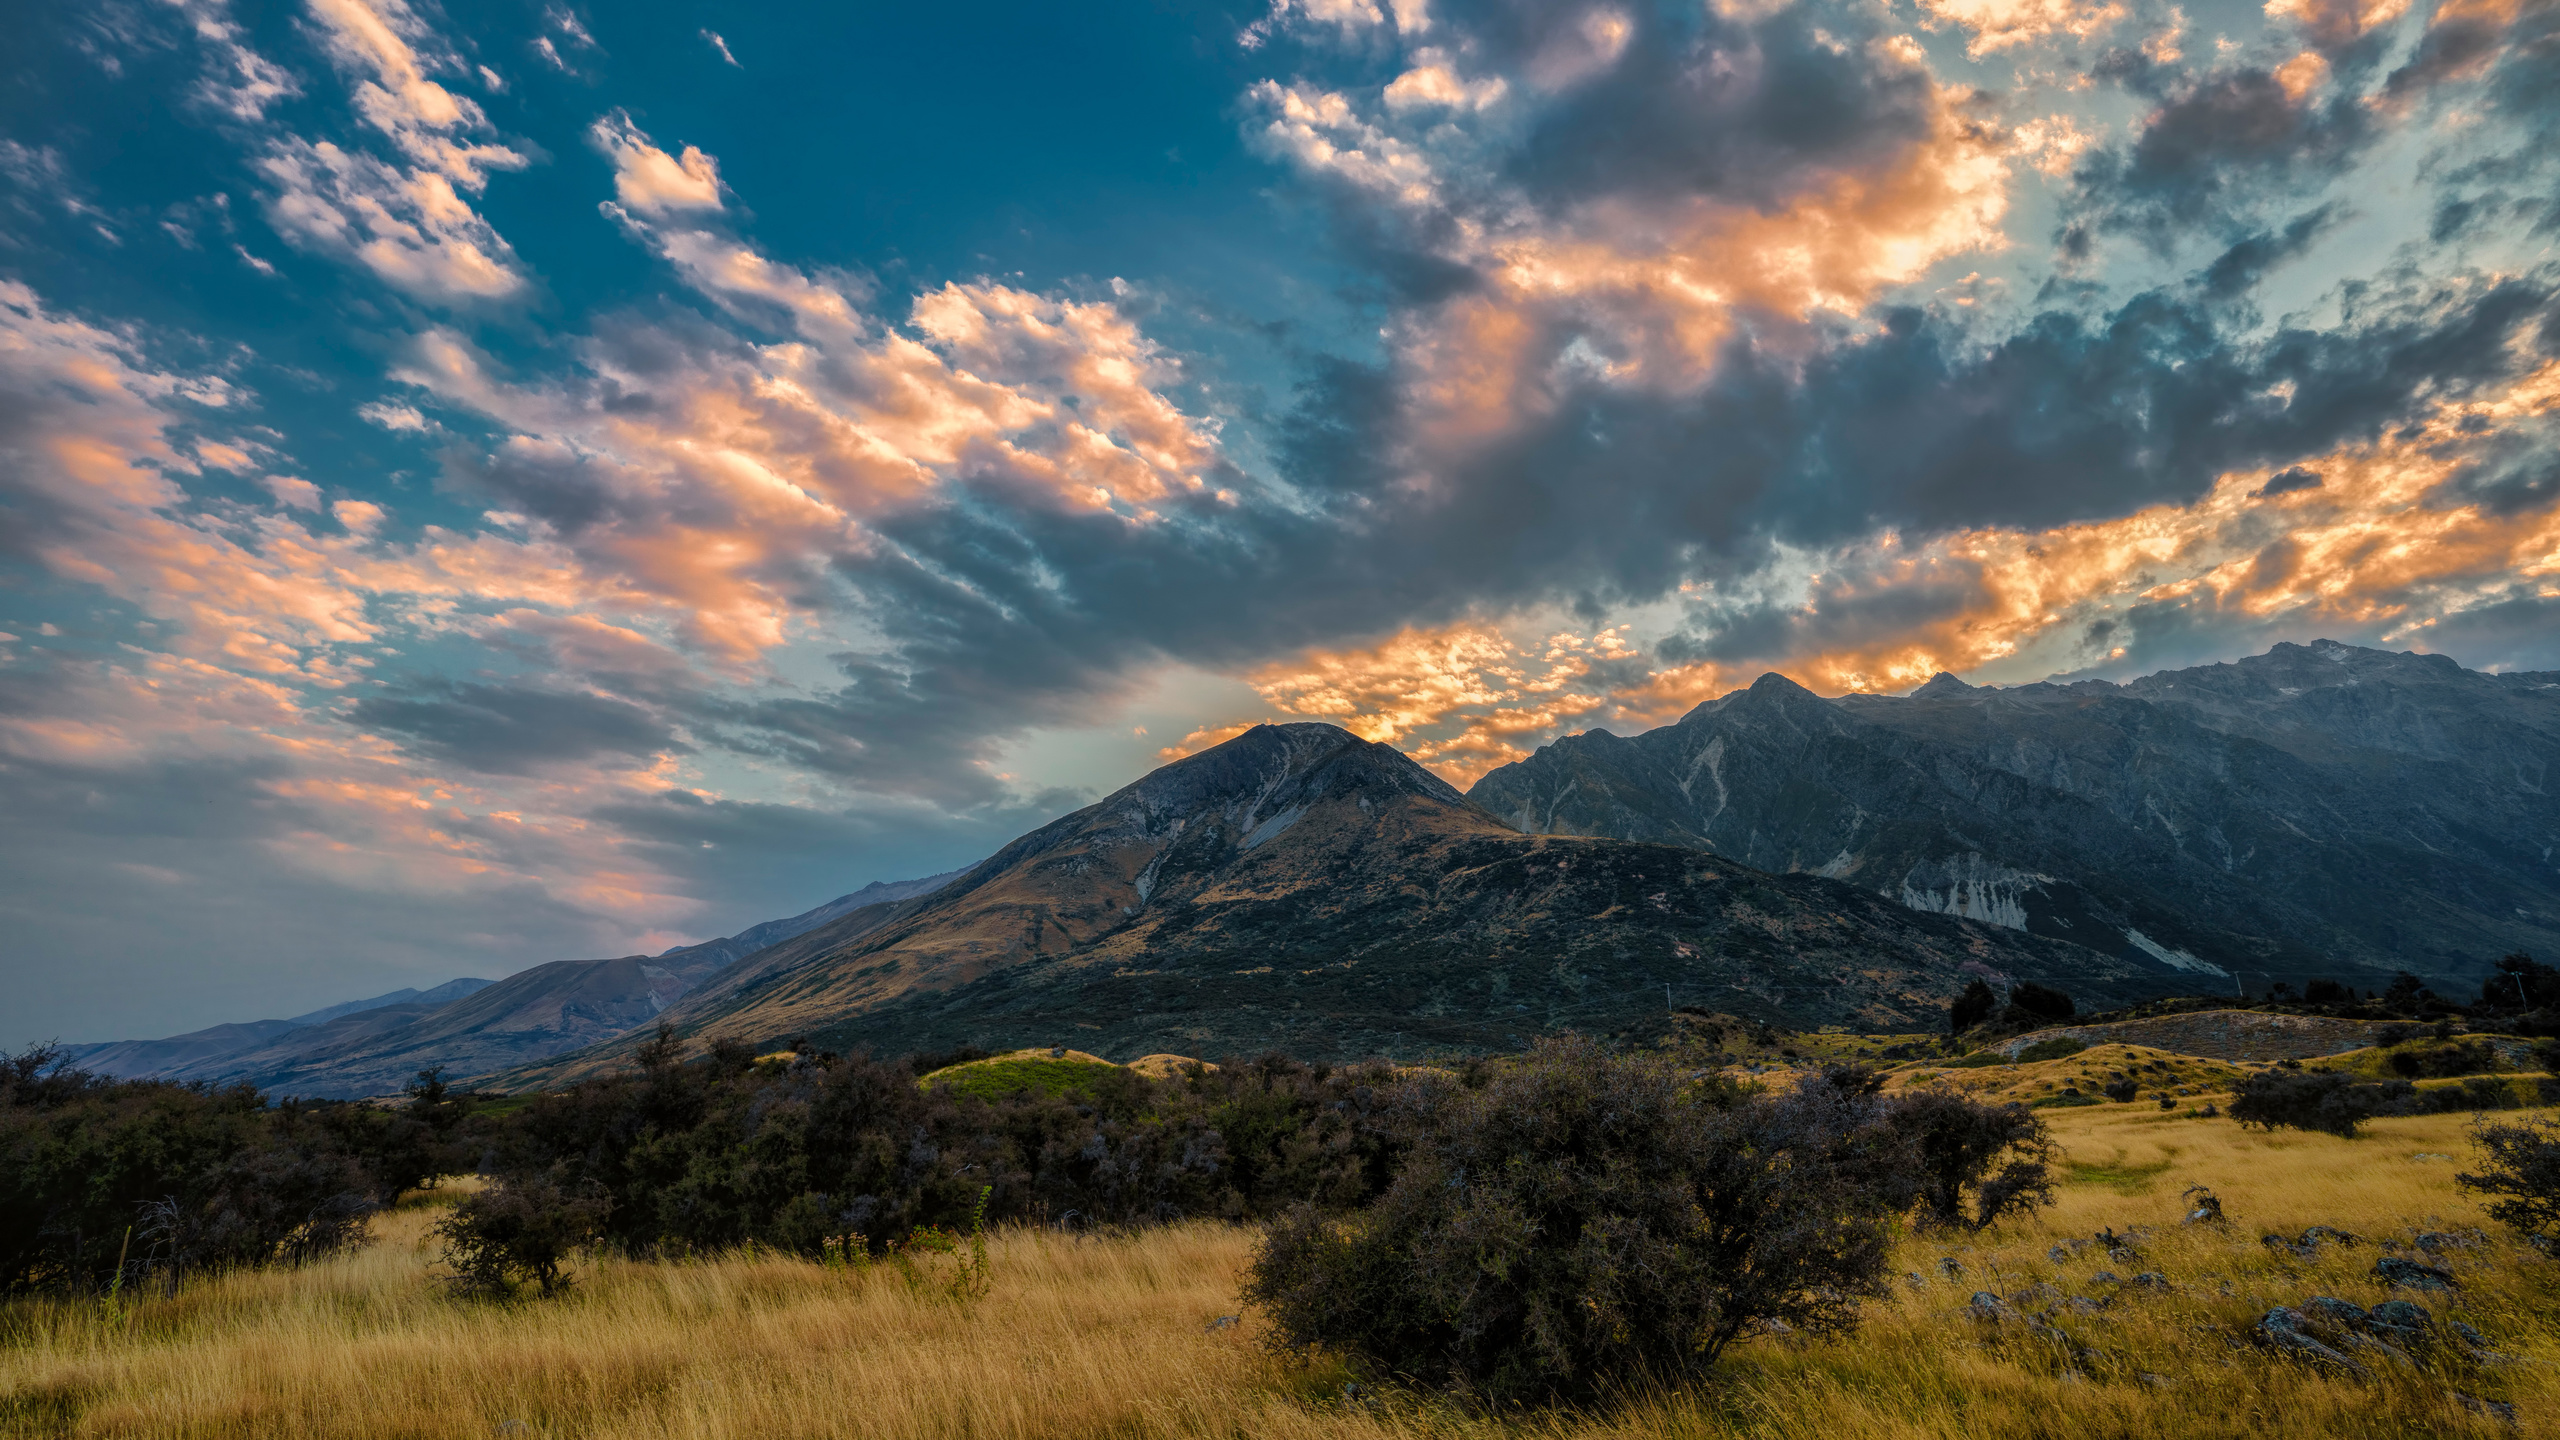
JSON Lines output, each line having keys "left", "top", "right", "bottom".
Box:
{"left": 2182, "top": 1186, "right": 2226, "bottom": 1225}
{"left": 2254, "top": 1306, "right": 2369, "bottom": 1376}
{"left": 2414, "top": 1229, "right": 2484, "bottom": 1255}
{"left": 2301, "top": 1296, "right": 2369, "bottom": 1330}
{"left": 1205, "top": 1314, "right": 1239, "bottom": 1331}
{"left": 2452, "top": 1320, "right": 2489, "bottom": 1349}
{"left": 1341, "top": 1382, "right": 1368, "bottom": 1404}
{"left": 2264, "top": 1224, "right": 2359, "bottom": 1259}
{"left": 2062, "top": 1295, "right": 2107, "bottom": 1315}
{"left": 2048, "top": 1244, "right": 2074, "bottom": 1263}
{"left": 2374, "top": 1257, "right": 2458, "bottom": 1291}
{"left": 2091, "top": 1270, "right": 2121, "bottom": 1286}
{"left": 2138, "top": 1372, "right": 2175, "bottom": 1388}
{"left": 2301, "top": 1225, "right": 2358, "bottom": 1248}
{"left": 1906, "top": 1270, "right": 1930, "bottom": 1291}
{"left": 1969, "top": 1291, "right": 2013, "bottom": 1322}
{"left": 2454, "top": 1391, "right": 2519, "bottom": 1428}
{"left": 2367, "top": 1299, "right": 2433, "bottom": 1342}
{"left": 1939, "top": 1256, "right": 1966, "bottom": 1279}
{"left": 2006, "top": 1282, "right": 2063, "bottom": 1308}
{"left": 2130, "top": 1272, "right": 2171, "bottom": 1290}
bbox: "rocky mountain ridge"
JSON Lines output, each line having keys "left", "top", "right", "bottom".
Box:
{"left": 504, "top": 722, "right": 2199, "bottom": 1084}
{"left": 1465, "top": 641, "right": 2560, "bottom": 993}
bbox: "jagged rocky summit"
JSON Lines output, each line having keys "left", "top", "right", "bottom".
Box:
{"left": 1466, "top": 641, "right": 2560, "bottom": 995}
{"left": 505, "top": 722, "right": 2190, "bottom": 1083}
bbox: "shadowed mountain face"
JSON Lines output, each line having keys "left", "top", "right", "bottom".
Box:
{"left": 508, "top": 723, "right": 2194, "bottom": 1083}
{"left": 1465, "top": 642, "right": 2560, "bottom": 994}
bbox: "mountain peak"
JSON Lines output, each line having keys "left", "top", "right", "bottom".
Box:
{"left": 1909, "top": 671, "right": 1975, "bottom": 698}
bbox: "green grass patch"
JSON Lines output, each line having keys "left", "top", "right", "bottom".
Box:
{"left": 2063, "top": 1153, "right": 2178, "bottom": 1194}
{"left": 921, "top": 1049, "right": 1121, "bottom": 1101}
{"left": 2015, "top": 1037, "right": 2088, "bottom": 1062}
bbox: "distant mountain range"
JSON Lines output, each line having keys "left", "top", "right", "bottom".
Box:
{"left": 1467, "top": 640, "right": 2559, "bottom": 994}
{"left": 63, "top": 874, "right": 961, "bottom": 1096}
{"left": 502, "top": 721, "right": 2191, "bottom": 1085}
{"left": 69, "top": 641, "right": 2558, "bottom": 1094}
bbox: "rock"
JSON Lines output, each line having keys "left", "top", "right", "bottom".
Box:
{"left": 2130, "top": 1272, "right": 2171, "bottom": 1290}
{"left": 1341, "top": 1382, "right": 1367, "bottom": 1403}
{"left": 2139, "top": 1372, "right": 2175, "bottom": 1388}
{"left": 2301, "top": 1296, "right": 2369, "bottom": 1330}
{"left": 1969, "top": 1291, "right": 2013, "bottom": 1322}
{"left": 2452, "top": 1320, "right": 2489, "bottom": 1349}
{"left": 2063, "top": 1295, "right": 2107, "bottom": 1315}
{"left": 2374, "top": 1257, "right": 2458, "bottom": 1291}
{"left": 2048, "top": 1244, "right": 2074, "bottom": 1263}
{"left": 2300, "top": 1225, "right": 2358, "bottom": 1248}
{"left": 2091, "top": 1270, "right": 2121, "bottom": 1286}
{"left": 2255, "top": 1307, "right": 2370, "bottom": 1376}
{"left": 2414, "top": 1229, "right": 2483, "bottom": 1255}
{"left": 1906, "top": 1270, "right": 1930, "bottom": 1291}
{"left": 2453, "top": 1391, "right": 2519, "bottom": 1428}
{"left": 1205, "top": 1314, "right": 1239, "bottom": 1331}
{"left": 2367, "top": 1299, "right": 2433, "bottom": 1341}
{"left": 1939, "top": 1256, "right": 1966, "bottom": 1279}
{"left": 2007, "top": 1282, "right": 2063, "bottom": 1308}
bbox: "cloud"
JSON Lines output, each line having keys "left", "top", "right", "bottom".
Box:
{"left": 701, "top": 29, "right": 740, "bottom": 67}
{"left": 243, "top": 0, "right": 530, "bottom": 302}
{"left": 349, "top": 680, "right": 685, "bottom": 774}
{"left": 591, "top": 114, "right": 725, "bottom": 215}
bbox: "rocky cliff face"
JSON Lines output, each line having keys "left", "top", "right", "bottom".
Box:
{"left": 1466, "top": 642, "right": 2560, "bottom": 992}
{"left": 507, "top": 723, "right": 2200, "bottom": 1083}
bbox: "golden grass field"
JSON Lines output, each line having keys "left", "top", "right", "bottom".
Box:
{"left": 4, "top": 1099, "right": 2554, "bottom": 1439}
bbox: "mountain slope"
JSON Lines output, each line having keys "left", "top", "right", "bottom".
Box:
{"left": 79, "top": 872, "right": 966, "bottom": 1097}
{"left": 509, "top": 723, "right": 2200, "bottom": 1083}
{"left": 1465, "top": 641, "right": 2560, "bottom": 993}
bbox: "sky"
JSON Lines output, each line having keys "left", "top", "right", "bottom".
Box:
{"left": 4, "top": 0, "right": 2557, "bottom": 1043}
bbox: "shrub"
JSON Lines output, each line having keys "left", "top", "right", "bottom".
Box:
{"left": 2459, "top": 1114, "right": 2560, "bottom": 1254}
{"left": 1878, "top": 1086, "right": 2055, "bottom": 1231}
{"left": 1247, "top": 1040, "right": 1952, "bottom": 1404}
{"left": 434, "top": 1174, "right": 611, "bottom": 1296}
{"left": 0, "top": 1045, "right": 386, "bottom": 1294}
{"left": 2228, "top": 1070, "right": 2406, "bottom": 1138}
{"left": 2303, "top": 979, "right": 2351, "bottom": 1006}
{"left": 2010, "top": 983, "right": 2074, "bottom": 1022}
{"left": 1948, "top": 980, "right": 1996, "bottom": 1034}
{"left": 2101, "top": 1077, "right": 2139, "bottom": 1102}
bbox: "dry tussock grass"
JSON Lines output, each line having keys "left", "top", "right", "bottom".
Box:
{"left": 3, "top": 1108, "right": 2553, "bottom": 1439}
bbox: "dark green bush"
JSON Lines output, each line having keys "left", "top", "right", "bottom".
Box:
{"left": 1241, "top": 1041, "right": 2033, "bottom": 1405}
{"left": 2459, "top": 1113, "right": 2560, "bottom": 1254}
{"left": 1879, "top": 1085, "right": 2054, "bottom": 1230}
{"left": 1949, "top": 980, "right": 1996, "bottom": 1034}
{"left": 433, "top": 1173, "right": 612, "bottom": 1295}
{"left": 2229, "top": 1070, "right": 2407, "bottom": 1137}
{"left": 0, "top": 1045, "right": 387, "bottom": 1293}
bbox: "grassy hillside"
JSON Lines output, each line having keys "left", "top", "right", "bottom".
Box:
{"left": 4, "top": 1101, "right": 2553, "bottom": 1439}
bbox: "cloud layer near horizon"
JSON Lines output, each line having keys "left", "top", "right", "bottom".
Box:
{"left": 3, "top": 0, "right": 2557, "bottom": 1041}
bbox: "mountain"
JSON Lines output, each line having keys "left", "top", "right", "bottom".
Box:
{"left": 60, "top": 979, "right": 493, "bottom": 1079}
{"left": 70, "top": 872, "right": 965, "bottom": 1097}
{"left": 506, "top": 723, "right": 2201, "bottom": 1084}
{"left": 1465, "top": 641, "right": 2560, "bottom": 995}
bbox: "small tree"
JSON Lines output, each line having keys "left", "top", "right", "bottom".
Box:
{"left": 2458, "top": 1114, "right": 2560, "bottom": 1255}
{"left": 2009, "top": 982, "right": 2074, "bottom": 1023}
{"left": 434, "top": 1174, "right": 610, "bottom": 1296}
{"left": 1949, "top": 980, "right": 1997, "bottom": 1035}
{"left": 1880, "top": 1087, "right": 2055, "bottom": 1230}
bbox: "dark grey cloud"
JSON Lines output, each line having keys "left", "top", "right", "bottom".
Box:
{"left": 2069, "top": 66, "right": 2372, "bottom": 250}
{"left": 349, "top": 681, "right": 684, "bottom": 774}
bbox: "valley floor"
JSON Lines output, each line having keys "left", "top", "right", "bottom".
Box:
{"left": 4, "top": 1107, "right": 2555, "bottom": 1439}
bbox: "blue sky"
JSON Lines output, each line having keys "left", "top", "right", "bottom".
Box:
{"left": 5, "top": 0, "right": 2558, "bottom": 1042}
